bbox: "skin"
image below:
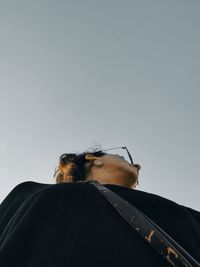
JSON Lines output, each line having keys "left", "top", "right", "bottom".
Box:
{"left": 85, "top": 154, "right": 141, "bottom": 189}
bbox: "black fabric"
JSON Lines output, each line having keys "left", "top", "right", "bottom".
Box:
{"left": 0, "top": 181, "right": 199, "bottom": 267}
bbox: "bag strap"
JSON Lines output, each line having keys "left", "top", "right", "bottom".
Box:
{"left": 83, "top": 180, "right": 200, "bottom": 267}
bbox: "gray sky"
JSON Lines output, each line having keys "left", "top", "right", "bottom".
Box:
{"left": 0, "top": 1, "right": 200, "bottom": 210}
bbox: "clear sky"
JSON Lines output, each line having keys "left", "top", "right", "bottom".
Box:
{"left": 0, "top": 1, "right": 199, "bottom": 210}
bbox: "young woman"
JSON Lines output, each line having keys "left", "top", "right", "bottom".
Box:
{"left": 0, "top": 147, "right": 199, "bottom": 267}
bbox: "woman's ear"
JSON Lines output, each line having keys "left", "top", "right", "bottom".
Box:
{"left": 85, "top": 154, "right": 97, "bottom": 161}
{"left": 85, "top": 154, "right": 103, "bottom": 167}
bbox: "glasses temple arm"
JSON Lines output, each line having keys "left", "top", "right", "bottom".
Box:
{"left": 122, "top": 146, "right": 134, "bottom": 164}
{"left": 97, "top": 146, "right": 134, "bottom": 164}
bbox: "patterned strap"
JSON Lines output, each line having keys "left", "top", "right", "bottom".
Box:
{"left": 84, "top": 180, "right": 200, "bottom": 267}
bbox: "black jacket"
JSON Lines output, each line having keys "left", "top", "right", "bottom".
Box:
{"left": 0, "top": 181, "right": 199, "bottom": 267}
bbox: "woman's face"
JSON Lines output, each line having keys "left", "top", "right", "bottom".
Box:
{"left": 101, "top": 154, "right": 141, "bottom": 180}
{"left": 85, "top": 153, "right": 141, "bottom": 187}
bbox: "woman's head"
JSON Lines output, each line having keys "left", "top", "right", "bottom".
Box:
{"left": 54, "top": 150, "right": 107, "bottom": 183}
{"left": 54, "top": 148, "right": 141, "bottom": 189}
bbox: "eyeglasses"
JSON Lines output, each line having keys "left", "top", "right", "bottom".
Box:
{"left": 96, "top": 146, "right": 134, "bottom": 165}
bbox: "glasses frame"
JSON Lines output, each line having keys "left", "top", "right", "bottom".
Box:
{"left": 96, "top": 146, "right": 134, "bottom": 165}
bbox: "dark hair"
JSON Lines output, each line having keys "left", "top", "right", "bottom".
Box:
{"left": 54, "top": 147, "right": 107, "bottom": 184}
